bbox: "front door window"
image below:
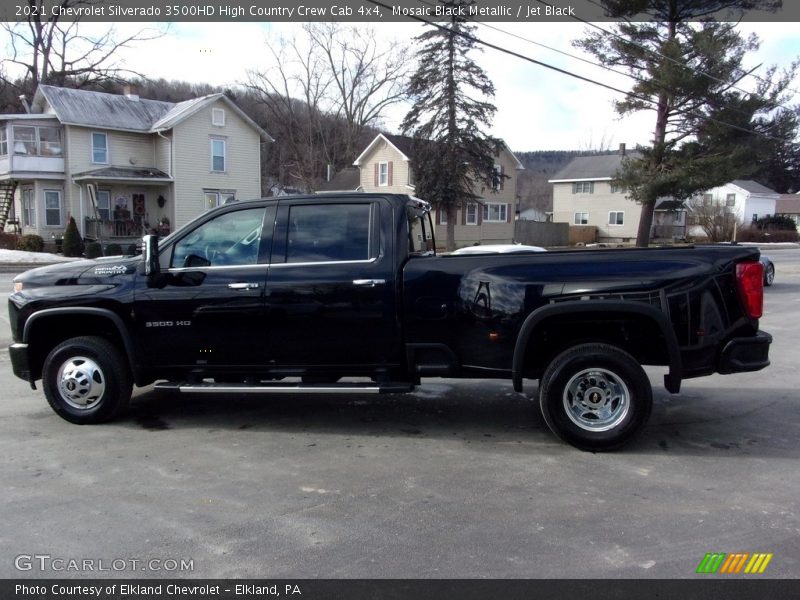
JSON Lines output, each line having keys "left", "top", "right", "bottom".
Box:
{"left": 172, "top": 207, "right": 265, "bottom": 268}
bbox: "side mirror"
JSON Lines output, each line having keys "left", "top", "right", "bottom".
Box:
{"left": 142, "top": 234, "right": 160, "bottom": 276}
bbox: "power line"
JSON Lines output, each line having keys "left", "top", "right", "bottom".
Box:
{"left": 411, "top": 0, "right": 775, "bottom": 125}
{"left": 366, "top": 0, "right": 791, "bottom": 144}
{"left": 546, "top": 0, "right": 800, "bottom": 108}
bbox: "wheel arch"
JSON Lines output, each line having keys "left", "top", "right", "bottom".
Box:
{"left": 512, "top": 301, "right": 682, "bottom": 394}
{"left": 22, "top": 307, "right": 139, "bottom": 383}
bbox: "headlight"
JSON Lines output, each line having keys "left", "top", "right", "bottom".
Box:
{"left": 13, "top": 281, "right": 23, "bottom": 293}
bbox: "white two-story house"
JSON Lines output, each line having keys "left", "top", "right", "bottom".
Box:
{"left": 0, "top": 85, "right": 271, "bottom": 243}
{"left": 353, "top": 133, "right": 524, "bottom": 248}
{"left": 686, "top": 180, "right": 779, "bottom": 238}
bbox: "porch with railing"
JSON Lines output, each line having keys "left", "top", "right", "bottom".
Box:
{"left": 84, "top": 216, "right": 147, "bottom": 240}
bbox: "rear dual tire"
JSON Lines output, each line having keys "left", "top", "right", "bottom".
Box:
{"left": 539, "top": 343, "right": 652, "bottom": 451}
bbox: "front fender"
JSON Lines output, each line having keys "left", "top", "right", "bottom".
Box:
{"left": 22, "top": 307, "right": 139, "bottom": 382}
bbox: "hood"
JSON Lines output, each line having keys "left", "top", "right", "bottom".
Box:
{"left": 13, "top": 255, "right": 141, "bottom": 288}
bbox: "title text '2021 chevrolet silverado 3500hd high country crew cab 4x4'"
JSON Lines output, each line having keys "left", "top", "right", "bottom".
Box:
{"left": 8, "top": 194, "right": 771, "bottom": 450}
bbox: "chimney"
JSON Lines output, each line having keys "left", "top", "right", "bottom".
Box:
{"left": 123, "top": 84, "right": 139, "bottom": 102}
{"left": 19, "top": 95, "right": 30, "bottom": 113}
{"left": 619, "top": 143, "right": 626, "bottom": 156}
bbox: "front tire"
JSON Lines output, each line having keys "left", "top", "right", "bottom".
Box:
{"left": 42, "top": 336, "right": 132, "bottom": 424}
{"left": 539, "top": 343, "right": 652, "bottom": 451}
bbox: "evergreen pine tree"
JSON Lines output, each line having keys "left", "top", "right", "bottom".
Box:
{"left": 575, "top": 0, "right": 794, "bottom": 246}
{"left": 61, "top": 216, "right": 84, "bottom": 257}
{"left": 401, "top": 0, "right": 501, "bottom": 251}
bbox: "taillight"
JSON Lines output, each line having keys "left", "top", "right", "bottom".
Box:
{"left": 735, "top": 261, "right": 764, "bottom": 319}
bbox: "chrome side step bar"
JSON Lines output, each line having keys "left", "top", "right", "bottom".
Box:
{"left": 154, "top": 382, "right": 415, "bottom": 395}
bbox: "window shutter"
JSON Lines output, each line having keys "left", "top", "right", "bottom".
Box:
{"left": 461, "top": 206, "right": 467, "bottom": 226}
{"left": 374, "top": 164, "right": 379, "bottom": 187}
{"left": 436, "top": 209, "right": 441, "bottom": 225}
{"left": 500, "top": 166, "right": 505, "bottom": 190}
{"left": 477, "top": 205, "right": 483, "bottom": 225}
{"left": 572, "top": 182, "right": 577, "bottom": 194}
{"left": 507, "top": 203, "right": 512, "bottom": 223}
{"left": 388, "top": 161, "right": 393, "bottom": 186}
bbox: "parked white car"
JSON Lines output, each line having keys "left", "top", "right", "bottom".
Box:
{"left": 451, "top": 244, "right": 547, "bottom": 255}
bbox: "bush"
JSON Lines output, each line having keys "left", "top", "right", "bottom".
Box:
{"left": 62, "top": 216, "right": 84, "bottom": 257}
{"left": 84, "top": 242, "right": 103, "bottom": 259}
{"left": 105, "top": 243, "right": 123, "bottom": 256}
{"left": 0, "top": 232, "right": 17, "bottom": 250}
{"left": 754, "top": 215, "right": 797, "bottom": 231}
{"left": 16, "top": 234, "right": 44, "bottom": 252}
{"left": 737, "top": 227, "right": 799, "bottom": 243}
{"left": 126, "top": 243, "right": 139, "bottom": 256}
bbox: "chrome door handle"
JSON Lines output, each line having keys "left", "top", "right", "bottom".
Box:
{"left": 228, "top": 282, "right": 260, "bottom": 290}
{"left": 352, "top": 279, "right": 386, "bottom": 287}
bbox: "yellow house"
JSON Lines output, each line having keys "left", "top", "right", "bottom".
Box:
{"left": 353, "top": 133, "right": 524, "bottom": 248}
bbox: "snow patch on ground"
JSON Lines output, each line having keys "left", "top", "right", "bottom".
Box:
{"left": 0, "top": 249, "right": 80, "bottom": 264}
{"left": 735, "top": 242, "right": 799, "bottom": 249}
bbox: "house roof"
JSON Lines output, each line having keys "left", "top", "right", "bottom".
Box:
{"left": 151, "top": 94, "right": 274, "bottom": 141}
{"left": 316, "top": 167, "right": 361, "bottom": 192}
{"left": 353, "top": 132, "right": 524, "bottom": 169}
{"left": 654, "top": 198, "right": 685, "bottom": 211}
{"left": 776, "top": 194, "right": 800, "bottom": 214}
{"left": 549, "top": 151, "right": 641, "bottom": 182}
{"left": 353, "top": 133, "right": 412, "bottom": 165}
{"left": 30, "top": 85, "right": 273, "bottom": 141}
{"left": 383, "top": 134, "right": 416, "bottom": 159}
{"left": 730, "top": 180, "right": 778, "bottom": 195}
{"left": 72, "top": 166, "right": 172, "bottom": 182}
{"left": 33, "top": 85, "right": 174, "bottom": 132}
{"left": 0, "top": 113, "right": 59, "bottom": 122}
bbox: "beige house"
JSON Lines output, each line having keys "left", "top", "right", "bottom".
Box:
{"left": 0, "top": 85, "right": 271, "bottom": 243}
{"left": 353, "top": 133, "right": 524, "bottom": 248}
{"left": 776, "top": 193, "right": 800, "bottom": 231}
{"left": 550, "top": 147, "right": 686, "bottom": 243}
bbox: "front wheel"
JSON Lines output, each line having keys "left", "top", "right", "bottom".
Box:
{"left": 42, "top": 336, "right": 132, "bottom": 424}
{"left": 538, "top": 343, "right": 652, "bottom": 451}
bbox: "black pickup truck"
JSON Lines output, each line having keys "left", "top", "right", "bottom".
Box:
{"left": 7, "top": 194, "right": 771, "bottom": 450}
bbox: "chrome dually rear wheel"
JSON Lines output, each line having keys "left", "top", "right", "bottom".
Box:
{"left": 563, "top": 368, "right": 631, "bottom": 432}
{"left": 539, "top": 343, "right": 652, "bottom": 451}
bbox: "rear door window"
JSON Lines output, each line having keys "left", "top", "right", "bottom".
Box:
{"left": 286, "top": 203, "right": 372, "bottom": 263}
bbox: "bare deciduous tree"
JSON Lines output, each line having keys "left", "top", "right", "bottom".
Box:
{"left": 246, "top": 24, "right": 409, "bottom": 191}
{"left": 305, "top": 24, "right": 409, "bottom": 165}
{"left": 1, "top": 0, "right": 164, "bottom": 94}
{"left": 687, "top": 196, "right": 740, "bottom": 242}
{"left": 246, "top": 32, "right": 334, "bottom": 191}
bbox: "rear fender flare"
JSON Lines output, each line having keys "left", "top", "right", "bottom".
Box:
{"left": 512, "top": 301, "right": 682, "bottom": 394}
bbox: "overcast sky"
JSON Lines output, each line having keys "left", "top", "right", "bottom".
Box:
{"left": 5, "top": 20, "right": 800, "bottom": 152}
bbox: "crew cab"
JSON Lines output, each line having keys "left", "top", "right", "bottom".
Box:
{"left": 7, "top": 194, "right": 772, "bottom": 450}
